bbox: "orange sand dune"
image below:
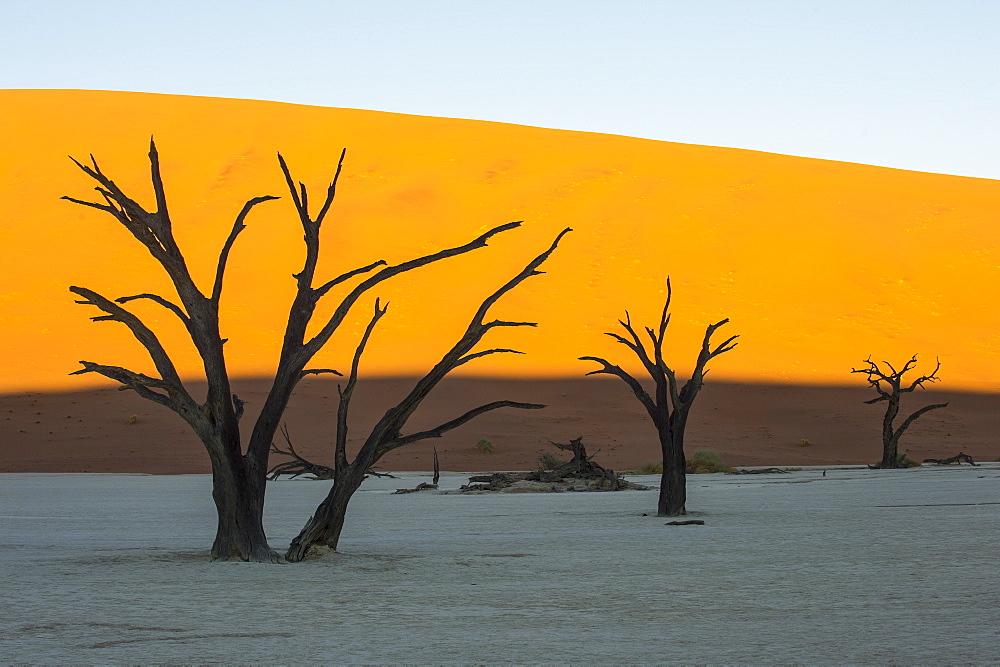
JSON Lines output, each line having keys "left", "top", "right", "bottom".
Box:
{"left": 1, "top": 89, "right": 999, "bottom": 395}
{"left": 3, "top": 378, "right": 997, "bottom": 473}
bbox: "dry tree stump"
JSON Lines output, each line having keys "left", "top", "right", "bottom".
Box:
{"left": 447, "top": 437, "right": 649, "bottom": 493}
{"left": 923, "top": 452, "right": 979, "bottom": 466}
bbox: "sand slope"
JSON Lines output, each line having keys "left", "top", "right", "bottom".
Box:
{"left": 3, "top": 377, "right": 996, "bottom": 473}
{"left": 2, "top": 89, "right": 1000, "bottom": 396}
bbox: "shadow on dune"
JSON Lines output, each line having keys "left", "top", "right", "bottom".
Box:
{"left": 3, "top": 376, "right": 997, "bottom": 473}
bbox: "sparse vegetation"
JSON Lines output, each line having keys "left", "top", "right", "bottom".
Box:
{"left": 799, "top": 438, "right": 811, "bottom": 447}
{"left": 686, "top": 449, "right": 733, "bottom": 474}
{"left": 125, "top": 414, "right": 138, "bottom": 425}
{"left": 893, "top": 450, "right": 921, "bottom": 468}
{"left": 633, "top": 461, "right": 663, "bottom": 475}
{"left": 636, "top": 452, "right": 733, "bottom": 474}
{"left": 476, "top": 439, "right": 493, "bottom": 454}
{"left": 536, "top": 451, "right": 564, "bottom": 470}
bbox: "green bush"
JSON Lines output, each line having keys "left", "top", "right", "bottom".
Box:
{"left": 632, "top": 451, "right": 734, "bottom": 475}
{"left": 686, "top": 449, "right": 733, "bottom": 474}
{"left": 799, "top": 438, "right": 811, "bottom": 447}
{"left": 475, "top": 439, "right": 493, "bottom": 454}
{"left": 633, "top": 460, "right": 663, "bottom": 475}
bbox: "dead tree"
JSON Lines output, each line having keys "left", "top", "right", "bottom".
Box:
{"left": 580, "top": 279, "right": 737, "bottom": 516}
{"left": 285, "top": 228, "right": 571, "bottom": 561}
{"left": 540, "top": 437, "right": 616, "bottom": 483}
{"left": 923, "top": 452, "right": 978, "bottom": 466}
{"left": 65, "top": 140, "right": 527, "bottom": 561}
{"left": 851, "top": 355, "right": 948, "bottom": 469}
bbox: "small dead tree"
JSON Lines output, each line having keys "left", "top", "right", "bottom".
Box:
{"left": 66, "top": 140, "right": 528, "bottom": 561}
{"left": 285, "top": 228, "right": 571, "bottom": 561}
{"left": 580, "top": 279, "right": 737, "bottom": 516}
{"left": 851, "top": 355, "right": 948, "bottom": 468}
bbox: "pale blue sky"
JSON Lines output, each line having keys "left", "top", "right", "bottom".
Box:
{"left": 3, "top": 0, "right": 999, "bottom": 178}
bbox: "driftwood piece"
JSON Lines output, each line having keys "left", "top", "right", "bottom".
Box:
{"left": 447, "top": 438, "right": 650, "bottom": 493}
{"left": 665, "top": 519, "right": 705, "bottom": 525}
{"left": 392, "top": 447, "right": 444, "bottom": 493}
{"left": 923, "top": 452, "right": 979, "bottom": 466}
{"left": 393, "top": 482, "right": 439, "bottom": 494}
{"left": 727, "top": 467, "right": 790, "bottom": 475}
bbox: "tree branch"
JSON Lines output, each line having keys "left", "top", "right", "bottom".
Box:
{"left": 456, "top": 348, "right": 524, "bottom": 367}
{"left": 299, "top": 368, "right": 344, "bottom": 379}
{"left": 893, "top": 402, "right": 949, "bottom": 441}
{"left": 357, "top": 228, "right": 571, "bottom": 464}
{"left": 70, "top": 360, "right": 191, "bottom": 414}
{"left": 381, "top": 401, "right": 545, "bottom": 454}
{"left": 614, "top": 312, "right": 659, "bottom": 380}
{"left": 313, "top": 260, "right": 388, "bottom": 300}
{"left": 70, "top": 285, "right": 186, "bottom": 390}
{"left": 115, "top": 293, "right": 189, "bottom": 325}
{"left": 902, "top": 356, "right": 942, "bottom": 393}
{"left": 301, "top": 221, "right": 532, "bottom": 359}
{"left": 336, "top": 299, "right": 389, "bottom": 472}
{"left": 579, "top": 356, "right": 660, "bottom": 428}
{"left": 211, "top": 195, "right": 281, "bottom": 303}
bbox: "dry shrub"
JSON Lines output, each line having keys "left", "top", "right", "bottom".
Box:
{"left": 686, "top": 449, "right": 733, "bottom": 474}
{"left": 536, "top": 451, "right": 564, "bottom": 470}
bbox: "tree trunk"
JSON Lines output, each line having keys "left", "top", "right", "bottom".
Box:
{"left": 285, "top": 466, "right": 367, "bottom": 562}
{"left": 657, "top": 424, "right": 687, "bottom": 516}
{"left": 207, "top": 452, "right": 280, "bottom": 562}
{"left": 880, "top": 398, "right": 901, "bottom": 468}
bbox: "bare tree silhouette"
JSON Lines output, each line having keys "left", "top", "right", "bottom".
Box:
{"left": 581, "top": 279, "right": 737, "bottom": 516}
{"left": 852, "top": 355, "right": 948, "bottom": 468}
{"left": 66, "top": 140, "right": 531, "bottom": 560}
{"left": 286, "top": 228, "right": 570, "bottom": 561}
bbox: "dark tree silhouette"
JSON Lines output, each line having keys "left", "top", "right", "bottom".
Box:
{"left": 580, "top": 279, "right": 737, "bottom": 516}
{"left": 65, "top": 140, "right": 530, "bottom": 561}
{"left": 851, "top": 355, "right": 948, "bottom": 468}
{"left": 285, "top": 228, "right": 571, "bottom": 561}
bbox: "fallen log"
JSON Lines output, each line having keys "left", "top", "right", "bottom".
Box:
{"left": 726, "top": 467, "right": 790, "bottom": 475}
{"left": 665, "top": 520, "right": 705, "bottom": 526}
{"left": 393, "top": 482, "right": 439, "bottom": 494}
{"left": 923, "top": 452, "right": 979, "bottom": 466}
{"left": 446, "top": 437, "right": 650, "bottom": 493}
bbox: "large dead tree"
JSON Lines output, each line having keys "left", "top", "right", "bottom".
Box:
{"left": 580, "top": 279, "right": 737, "bottom": 516}
{"left": 285, "top": 228, "right": 571, "bottom": 561}
{"left": 851, "top": 355, "right": 948, "bottom": 469}
{"left": 65, "top": 140, "right": 528, "bottom": 561}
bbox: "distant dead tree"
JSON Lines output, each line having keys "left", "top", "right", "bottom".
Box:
{"left": 65, "top": 139, "right": 536, "bottom": 561}
{"left": 285, "top": 228, "right": 570, "bottom": 561}
{"left": 580, "top": 279, "right": 737, "bottom": 516}
{"left": 851, "top": 355, "right": 948, "bottom": 468}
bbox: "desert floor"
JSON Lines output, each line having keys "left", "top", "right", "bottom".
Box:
{"left": 2, "top": 377, "right": 997, "bottom": 473}
{"left": 2, "top": 465, "right": 997, "bottom": 663}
